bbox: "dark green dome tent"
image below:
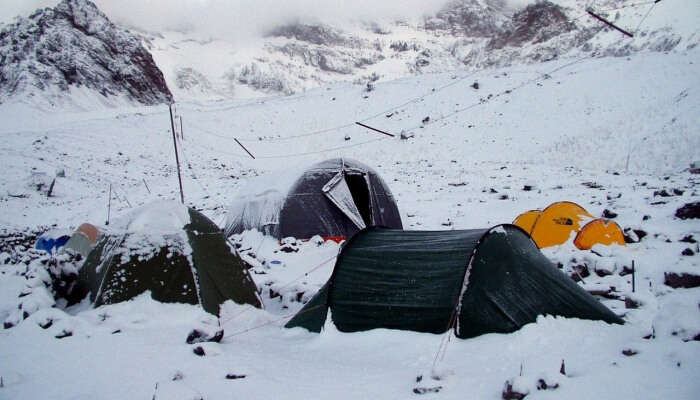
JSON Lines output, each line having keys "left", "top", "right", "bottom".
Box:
{"left": 76, "top": 201, "right": 261, "bottom": 315}
{"left": 286, "top": 225, "right": 622, "bottom": 338}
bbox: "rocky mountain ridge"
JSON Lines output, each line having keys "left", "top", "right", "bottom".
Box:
{"left": 0, "top": 0, "right": 172, "bottom": 108}
{"left": 152, "top": 0, "right": 696, "bottom": 101}
{"left": 0, "top": 0, "right": 696, "bottom": 106}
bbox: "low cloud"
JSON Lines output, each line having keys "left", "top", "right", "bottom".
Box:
{"left": 1, "top": 0, "right": 538, "bottom": 40}
{"left": 1, "top": 0, "right": 448, "bottom": 39}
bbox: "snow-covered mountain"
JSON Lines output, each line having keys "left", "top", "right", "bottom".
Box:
{"left": 0, "top": 0, "right": 172, "bottom": 108}
{"left": 147, "top": 0, "right": 699, "bottom": 101}
{"left": 1, "top": 0, "right": 697, "bottom": 106}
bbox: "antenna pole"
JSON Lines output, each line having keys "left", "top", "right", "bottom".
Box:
{"left": 169, "top": 104, "right": 185, "bottom": 204}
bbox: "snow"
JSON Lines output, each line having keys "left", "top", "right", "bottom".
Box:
{"left": 113, "top": 200, "right": 191, "bottom": 233}
{"left": 1, "top": 6, "right": 700, "bottom": 397}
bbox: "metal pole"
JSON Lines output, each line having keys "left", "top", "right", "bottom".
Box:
{"left": 234, "top": 138, "right": 256, "bottom": 159}
{"left": 355, "top": 122, "right": 396, "bottom": 137}
{"left": 106, "top": 183, "right": 112, "bottom": 225}
{"left": 169, "top": 104, "right": 185, "bottom": 204}
{"left": 587, "top": 9, "right": 634, "bottom": 37}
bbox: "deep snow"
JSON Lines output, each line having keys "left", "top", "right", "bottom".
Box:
{"left": 1, "top": 45, "right": 699, "bottom": 399}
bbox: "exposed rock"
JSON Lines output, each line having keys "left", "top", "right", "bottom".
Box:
{"left": 268, "top": 23, "right": 350, "bottom": 47}
{"left": 490, "top": 1, "right": 576, "bottom": 49}
{"left": 602, "top": 209, "right": 618, "bottom": 218}
{"left": 502, "top": 380, "right": 527, "bottom": 400}
{"left": 0, "top": 0, "right": 172, "bottom": 106}
{"left": 175, "top": 68, "right": 212, "bottom": 92}
{"left": 664, "top": 272, "right": 700, "bottom": 289}
{"left": 425, "top": 0, "right": 509, "bottom": 38}
{"left": 186, "top": 328, "right": 224, "bottom": 344}
{"left": 675, "top": 202, "right": 700, "bottom": 220}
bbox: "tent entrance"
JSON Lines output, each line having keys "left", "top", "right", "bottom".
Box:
{"left": 345, "top": 173, "right": 372, "bottom": 227}
{"left": 322, "top": 171, "right": 373, "bottom": 230}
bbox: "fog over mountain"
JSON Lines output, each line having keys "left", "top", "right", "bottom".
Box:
{"left": 3, "top": 0, "right": 457, "bottom": 36}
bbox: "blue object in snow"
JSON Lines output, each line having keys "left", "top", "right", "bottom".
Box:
{"left": 35, "top": 235, "right": 71, "bottom": 254}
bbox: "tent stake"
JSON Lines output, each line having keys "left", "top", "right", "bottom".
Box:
{"left": 234, "top": 138, "right": 256, "bottom": 159}
{"left": 179, "top": 116, "right": 184, "bottom": 140}
{"left": 143, "top": 178, "right": 151, "bottom": 194}
{"left": 632, "top": 260, "right": 635, "bottom": 292}
{"left": 355, "top": 122, "right": 396, "bottom": 137}
{"left": 106, "top": 183, "right": 112, "bottom": 225}
{"left": 169, "top": 103, "right": 185, "bottom": 204}
{"left": 587, "top": 9, "right": 634, "bottom": 37}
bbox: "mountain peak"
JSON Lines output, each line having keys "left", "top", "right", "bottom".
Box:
{"left": 0, "top": 0, "right": 172, "bottom": 108}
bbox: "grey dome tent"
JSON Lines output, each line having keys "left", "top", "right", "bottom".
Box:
{"left": 286, "top": 225, "right": 622, "bottom": 338}
{"left": 75, "top": 201, "right": 261, "bottom": 315}
{"left": 224, "top": 158, "right": 402, "bottom": 241}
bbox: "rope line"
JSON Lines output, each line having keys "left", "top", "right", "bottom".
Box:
{"left": 220, "top": 253, "right": 337, "bottom": 328}
{"left": 597, "top": 0, "right": 660, "bottom": 13}
{"left": 635, "top": 1, "right": 659, "bottom": 33}
{"left": 187, "top": 135, "right": 389, "bottom": 159}
{"left": 191, "top": 68, "right": 483, "bottom": 145}
{"left": 176, "top": 135, "right": 216, "bottom": 201}
{"left": 222, "top": 304, "right": 325, "bottom": 339}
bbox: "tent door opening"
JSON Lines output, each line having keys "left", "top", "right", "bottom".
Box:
{"left": 322, "top": 172, "right": 371, "bottom": 230}
{"left": 345, "top": 172, "right": 372, "bottom": 227}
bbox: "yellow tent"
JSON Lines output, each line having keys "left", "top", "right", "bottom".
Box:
{"left": 513, "top": 210, "right": 541, "bottom": 233}
{"left": 513, "top": 201, "right": 626, "bottom": 250}
{"left": 574, "top": 219, "right": 626, "bottom": 250}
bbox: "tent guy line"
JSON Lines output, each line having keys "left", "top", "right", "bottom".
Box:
{"left": 181, "top": 53, "right": 597, "bottom": 161}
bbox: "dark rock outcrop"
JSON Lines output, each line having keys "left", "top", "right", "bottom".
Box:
{"left": 490, "top": 1, "right": 576, "bottom": 49}
{"left": 0, "top": 0, "right": 172, "bottom": 106}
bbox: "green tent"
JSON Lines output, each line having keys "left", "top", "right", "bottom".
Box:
{"left": 77, "top": 202, "right": 261, "bottom": 315}
{"left": 286, "top": 225, "right": 622, "bottom": 338}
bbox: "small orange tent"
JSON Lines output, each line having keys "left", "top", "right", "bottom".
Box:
{"left": 574, "top": 219, "right": 626, "bottom": 250}
{"left": 527, "top": 201, "right": 593, "bottom": 248}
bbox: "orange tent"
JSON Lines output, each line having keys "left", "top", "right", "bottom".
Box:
{"left": 513, "top": 210, "right": 541, "bottom": 234}
{"left": 529, "top": 201, "right": 593, "bottom": 248}
{"left": 574, "top": 219, "right": 626, "bottom": 250}
{"left": 513, "top": 201, "right": 626, "bottom": 250}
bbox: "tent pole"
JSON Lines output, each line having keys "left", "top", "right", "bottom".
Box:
{"left": 169, "top": 103, "right": 185, "bottom": 204}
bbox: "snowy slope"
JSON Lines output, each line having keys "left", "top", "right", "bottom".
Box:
{"left": 1, "top": 44, "right": 699, "bottom": 400}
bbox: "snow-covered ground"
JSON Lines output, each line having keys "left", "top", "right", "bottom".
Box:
{"left": 1, "top": 47, "right": 699, "bottom": 399}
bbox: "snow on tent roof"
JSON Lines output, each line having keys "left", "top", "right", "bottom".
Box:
{"left": 75, "top": 202, "right": 261, "bottom": 315}
{"left": 225, "top": 158, "right": 402, "bottom": 240}
{"left": 109, "top": 200, "right": 191, "bottom": 234}
{"left": 286, "top": 225, "right": 623, "bottom": 338}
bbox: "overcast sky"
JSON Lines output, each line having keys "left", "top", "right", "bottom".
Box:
{"left": 1, "top": 0, "right": 536, "bottom": 39}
